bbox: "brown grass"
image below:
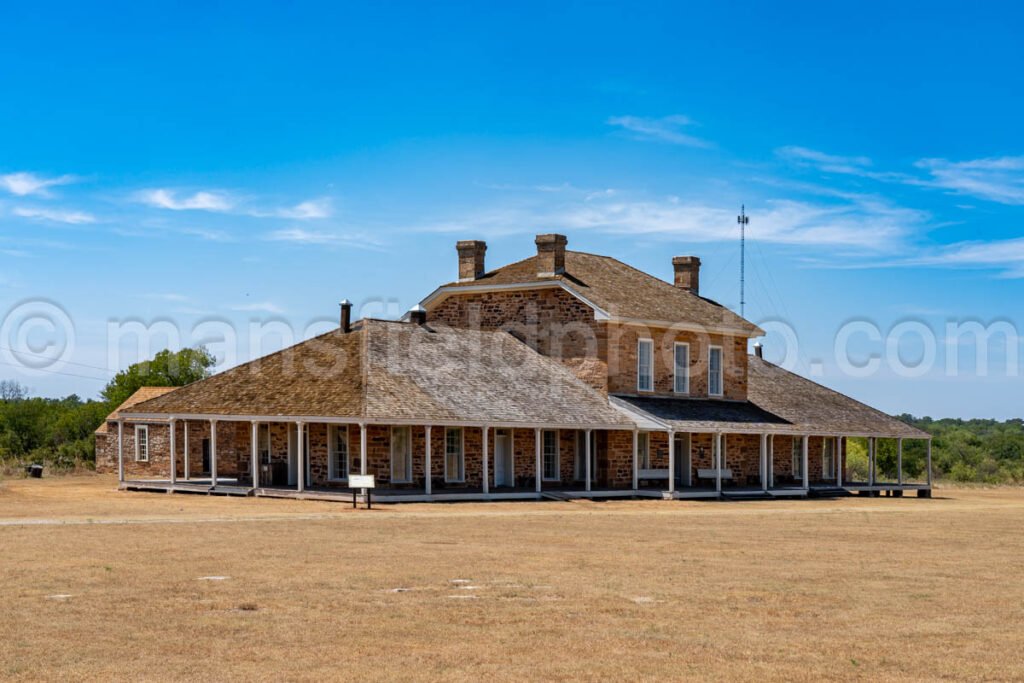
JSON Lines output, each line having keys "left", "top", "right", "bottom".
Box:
{"left": 1, "top": 475, "right": 1023, "bottom": 681}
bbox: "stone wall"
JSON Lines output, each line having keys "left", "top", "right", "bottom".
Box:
{"left": 427, "top": 288, "right": 749, "bottom": 400}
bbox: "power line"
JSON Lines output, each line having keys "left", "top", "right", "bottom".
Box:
{"left": 0, "top": 359, "right": 108, "bottom": 384}
{"left": 0, "top": 345, "right": 116, "bottom": 375}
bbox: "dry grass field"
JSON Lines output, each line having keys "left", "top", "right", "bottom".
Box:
{"left": 1, "top": 475, "right": 1023, "bottom": 681}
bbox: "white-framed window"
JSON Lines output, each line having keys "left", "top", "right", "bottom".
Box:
{"left": 390, "top": 426, "right": 412, "bottom": 483}
{"left": 708, "top": 346, "right": 723, "bottom": 397}
{"left": 328, "top": 425, "right": 349, "bottom": 481}
{"left": 445, "top": 427, "right": 465, "bottom": 483}
{"left": 134, "top": 425, "right": 149, "bottom": 462}
{"left": 792, "top": 438, "right": 803, "bottom": 477}
{"left": 716, "top": 434, "right": 728, "bottom": 469}
{"left": 823, "top": 438, "right": 835, "bottom": 479}
{"left": 258, "top": 423, "right": 271, "bottom": 466}
{"left": 638, "top": 432, "right": 651, "bottom": 469}
{"left": 674, "top": 342, "right": 690, "bottom": 394}
{"left": 542, "top": 429, "right": 559, "bottom": 481}
{"left": 637, "top": 339, "right": 654, "bottom": 392}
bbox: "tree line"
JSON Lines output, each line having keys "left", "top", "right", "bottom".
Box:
{"left": 1, "top": 352, "right": 1022, "bottom": 484}
{"left": 0, "top": 349, "right": 214, "bottom": 474}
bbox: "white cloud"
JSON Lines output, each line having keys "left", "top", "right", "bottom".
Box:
{"left": 137, "top": 188, "right": 235, "bottom": 211}
{"left": 262, "top": 198, "right": 332, "bottom": 220}
{"left": 606, "top": 115, "right": 712, "bottom": 148}
{"left": 265, "top": 227, "right": 384, "bottom": 249}
{"left": 13, "top": 206, "right": 96, "bottom": 224}
{"left": 911, "top": 237, "right": 1024, "bottom": 277}
{"left": 776, "top": 146, "right": 873, "bottom": 175}
{"left": 0, "top": 172, "right": 76, "bottom": 197}
{"left": 180, "top": 227, "right": 235, "bottom": 242}
{"left": 915, "top": 156, "right": 1024, "bottom": 205}
{"left": 419, "top": 191, "right": 922, "bottom": 250}
{"left": 231, "top": 301, "right": 284, "bottom": 314}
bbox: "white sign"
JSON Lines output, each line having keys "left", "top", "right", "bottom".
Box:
{"left": 349, "top": 474, "right": 375, "bottom": 489}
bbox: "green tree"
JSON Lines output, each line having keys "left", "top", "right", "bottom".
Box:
{"left": 101, "top": 347, "right": 215, "bottom": 407}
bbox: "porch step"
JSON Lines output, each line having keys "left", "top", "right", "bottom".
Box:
{"left": 808, "top": 487, "right": 850, "bottom": 499}
{"left": 720, "top": 491, "right": 774, "bottom": 501}
{"left": 539, "top": 491, "right": 573, "bottom": 502}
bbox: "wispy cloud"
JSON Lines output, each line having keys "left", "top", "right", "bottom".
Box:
{"left": 13, "top": 206, "right": 96, "bottom": 224}
{"left": 606, "top": 115, "right": 712, "bottom": 148}
{"left": 911, "top": 237, "right": 1024, "bottom": 278}
{"left": 775, "top": 146, "right": 915, "bottom": 183}
{"left": 180, "top": 227, "right": 235, "bottom": 242}
{"left": 265, "top": 227, "right": 384, "bottom": 249}
{"left": 419, "top": 190, "right": 921, "bottom": 250}
{"left": 144, "top": 292, "right": 190, "bottom": 302}
{"left": 0, "top": 172, "right": 76, "bottom": 197}
{"left": 231, "top": 301, "right": 284, "bottom": 314}
{"left": 915, "top": 156, "right": 1024, "bottom": 205}
{"left": 251, "top": 198, "right": 333, "bottom": 220}
{"left": 137, "top": 188, "right": 235, "bottom": 211}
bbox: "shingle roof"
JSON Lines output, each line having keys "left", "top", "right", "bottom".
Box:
{"left": 126, "top": 320, "right": 632, "bottom": 428}
{"left": 95, "top": 386, "right": 178, "bottom": 434}
{"left": 612, "top": 356, "right": 929, "bottom": 439}
{"left": 437, "top": 250, "right": 761, "bottom": 335}
{"left": 747, "top": 356, "right": 928, "bottom": 438}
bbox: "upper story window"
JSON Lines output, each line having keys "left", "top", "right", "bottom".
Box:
{"left": 135, "top": 425, "right": 149, "bottom": 462}
{"left": 637, "top": 339, "right": 654, "bottom": 392}
{"left": 674, "top": 342, "right": 690, "bottom": 394}
{"left": 708, "top": 346, "right": 723, "bottom": 397}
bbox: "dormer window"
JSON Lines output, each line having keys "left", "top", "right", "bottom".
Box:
{"left": 637, "top": 339, "right": 654, "bottom": 392}
{"left": 708, "top": 346, "right": 723, "bottom": 397}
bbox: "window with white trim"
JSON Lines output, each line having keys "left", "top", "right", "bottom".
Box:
{"left": 791, "top": 438, "right": 803, "bottom": 477}
{"left": 637, "top": 339, "right": 654, "bottom": 392}
{"left": 542, "top": 430, "right": 559, "bottom": 481}
{"left": 328, "top": 425, "right": 349, "bottom": 481}
{"left": 638, "top": 432, "right": 651, "bottom": 469}
{"left": 445, "top": 427, "right": 465, "bottom": 483}
{"left": 674, "top": 342, "right": 690, "bottom": 394}
{"left": 391, "top": 426, "right": 412, "bottom": 483}
{"left": 823, "top": 438, "right": 835, "bottom": 479}
{"left": 708, "top": 346, "right": 723, "bottom": 397}
{"left": 258, "top": 424, "right": 271, "bottom": 466}
{"left": 135, "top": 425, "right": 149, "bottom": 462}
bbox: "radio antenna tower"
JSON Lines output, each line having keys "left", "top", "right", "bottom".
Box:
{"left": 737, "top": 205, "right": 749, "bottom": 318}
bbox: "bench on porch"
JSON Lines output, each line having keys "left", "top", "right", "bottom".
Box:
{"left": 638, "top": 468, "right": 669, "bottom": 486}
{"left": 697, "top": 468, "right": 733, "bottom": 483}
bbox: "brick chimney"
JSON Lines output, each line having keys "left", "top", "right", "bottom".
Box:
{"left": 456, "top": 240, "right": 487, "bottom": 281}
{"left": 535, "top": 233, "right": 568, "bottom": 277}
{"left": 672, "top": 256, "right": 701, "bottom": 294}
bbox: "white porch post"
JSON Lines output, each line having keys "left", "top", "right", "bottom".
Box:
{"left": 801, "top": 435, "right": 809, "bottom": 491}
{"left": 584, "top": 428, "right": 592, "bottom": 493}
{"left": 169, "top": 418, "right": 177, "bottom": 485}
{"left": 836, "top": 437, "right": 843, "bottom": 487}
{"left": 251, "top": 421, "right": 259, "bottom": 489}
{"left": 759, "top": 433, "right": 767, "bottom": 492}
{"left": 897, "top": 437, "right": 904, "bottom": 485}
{"left": 631, "top": 430, "right": 639, "bottom": 491}
{"left": 117, "top": 420, "right": 124, "bottom": 483}
{"left": 535, "top": 428, "right": 542, "bottom": 493}
{"left": 667, "top": 430, "right": 676, "bottom": 494}
{"left": 359, "top": 423, "right": 368, "bottom": 498}
{"left": 183, "top": 421, "right": 190, "bottom": 481}
{"left": 715, "top": 433, "right": 723, "bottom": 495}
{"left": 926, "top": 439, "right": 933, "bottom": 488}
{"left": 768, "top": 434, "right": 774, "bottom": 489}
{"left": 425, "top": 426, "right": 432, "bottom": 496}
{"left": 868, "top": 437, "right": 876, "bottom": 486}
{"left": 482, "top": 426, "right": 490, "bottom": 494}
{"left": 296, "top": 421, "right": 305, "bottom": 493}
{"left": 210, "top": 419, "right": 218, "bottom": 488}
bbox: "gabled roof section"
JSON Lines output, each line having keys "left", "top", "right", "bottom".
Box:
{"left": 95, "top": 386, "right": 178, "bottom": 434}
{"left": 427, "top": 250, "right": 762, "bottom": 336}
{"left": 125, "top": 320, "right": 632, "bottom": 428}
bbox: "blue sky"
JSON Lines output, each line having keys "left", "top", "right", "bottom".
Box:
{"left": 1, "top": 1, "right": 1022, "bottom": 418}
